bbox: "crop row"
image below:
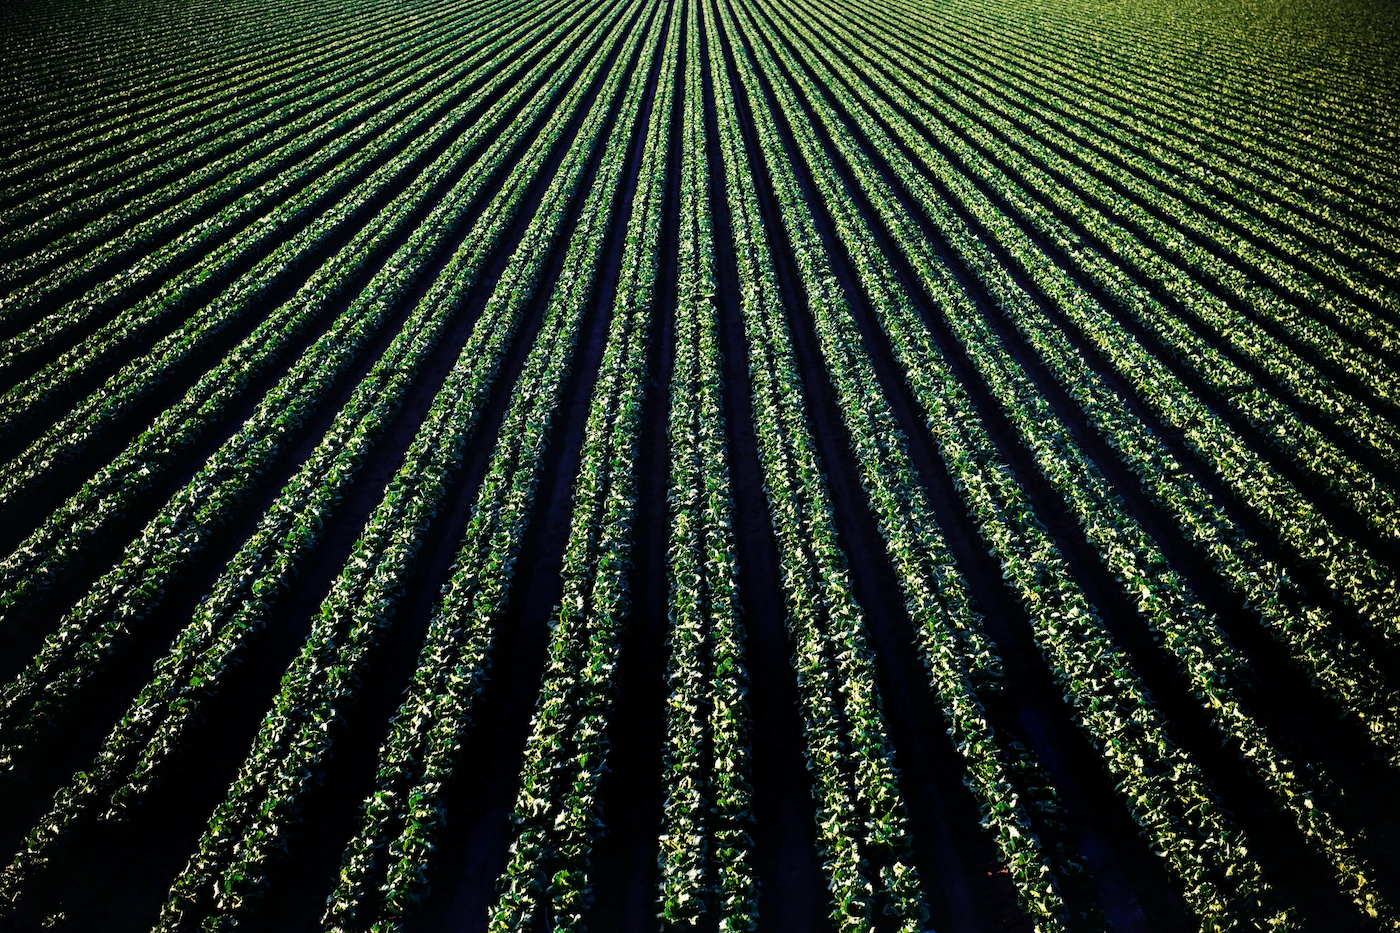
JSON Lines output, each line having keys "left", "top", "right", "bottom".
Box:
{"left": 991, "top": 0, "right": 1400, "bottom": 198}
{"left": 0, "top": 0, "right": 472, "bottom": 244}
{"left": 311, "top": 0, "right": 668, "bottom": 926}
{"left": 0, "top": 0, "right": 385, "bottom": 193}
{"left": 656, "top": 2, "right": 757, "bottom": 927}
{"left": 707, "top": 0, "right": 932, "bottom": 927}
{"left": 0, "top": 2, "right": 637, "bottom": 915}
{"left": 781, "top": 0, "right": 1400, "bottom": 774}
{"left": 718, "top": 4, "right": 1090, "bottom": 930}
{"left": 487, "top": 9, "right": 679, "bottom": 928}
{"left": 1, "top": 0, "right": 1395, "bottom": 928}
{"left": 850, "top": 1, "right": 1400, "bottom": 427}
{"left": 146, "top": 2, "right": 659, "bottom": 928}
{"left": 0, "top": 0, "right": 618, "bottom": 775}
{"left": 839, "top": 17, "right": 1400, "bottom": 513}
{"left": 802, "top": 0, "right": 1400, "bottom": 663}
{"left": 722, "top": 0, "right": 1314, "bottom": 926}
{"left": 0, "top": 0, "right": 599, "bottom": 528}
{"left": 0, "top": 0, "right": 509, "bottom": 292}
{"left": 818, "top": 3, "right": 1400, "bottom": 567}
{"left": 931, "top": 0, "right": 1400, "bottom": 248}
{"left": 0, "top": 0, "right": 537, "bottom": 403}
{"left": 739, "top": 0, "right": 1396, "bottom": 921}
{"left": 849, "top": 0, "right": 1400, "bottom": 334}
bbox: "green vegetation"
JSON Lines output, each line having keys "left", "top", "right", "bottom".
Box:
{"left": 1, "top": 0, "right": 1397, "bottom": 929}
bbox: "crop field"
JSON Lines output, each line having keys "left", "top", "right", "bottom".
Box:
{"left": 0, "top": 0, "right": 1398, "bottom": 929}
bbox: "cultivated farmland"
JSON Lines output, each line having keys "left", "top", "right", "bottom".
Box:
{"left": 1, "top": 0, "right": 1398, "bottom": 929}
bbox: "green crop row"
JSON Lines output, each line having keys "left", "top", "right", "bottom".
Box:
{"left": 0, "top": 1, "right": 632, "bottom": 917}
{"left": 488, "top": 9, "right": 679, "bottom": 928}
{"left": 934, "top": 0, "right": 1400, "bottom": 230}
{"left": 656, "top": 2, "right": 757, "bottom": 927}
{"left": 148, "top": 3, "right": 656, "bottom": 928}
{"left": 0, "top": 0, "right": 606, "bottom": 629}
{"left": 0, "top": 0, "right": 539, "bottom": 424}
{"left": 0, "top": 0, "right": 474, "bottom": 258}
{"left": 708, "top": 0, "right": 932, "bottom": 926}
{"left": 0, "top": 0, "right": 511, "bottom": 299}
{"left": 741, "top": 0, "right": 1397, "bottom": 921}
{"left": 0, "top": 0, "right": 362, "bottom": 180}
